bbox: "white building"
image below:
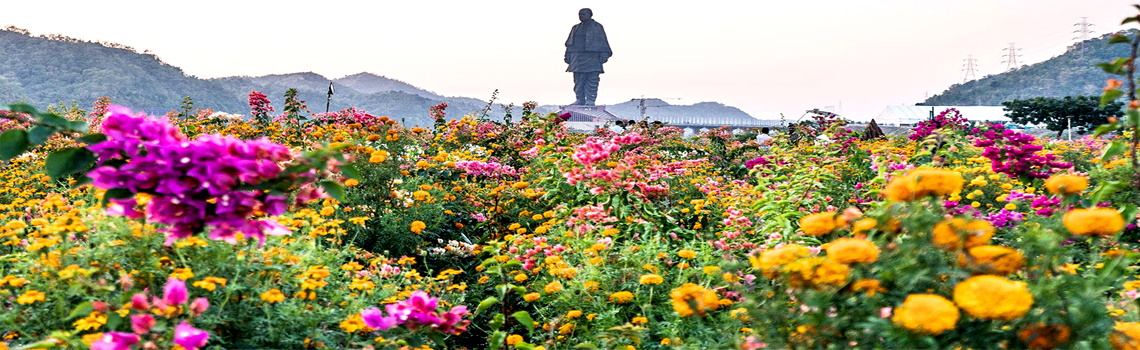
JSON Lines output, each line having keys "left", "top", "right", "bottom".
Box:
{"left": 875, "top": 106, "right": 1010, "bottom": 126}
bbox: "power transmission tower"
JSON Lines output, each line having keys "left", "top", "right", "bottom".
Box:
{"left": 962, "top": 54, "right": 978, "bottom": 83}
{"left": 1074, "top": 17, "right": 1095, "bottom": 42}
{"left": 1001, "top": 43, "right": 1022, "bottom": 71}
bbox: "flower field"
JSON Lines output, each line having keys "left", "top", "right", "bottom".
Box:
{"left": 2, "top": 53, "right": 1140, "bottom": 350}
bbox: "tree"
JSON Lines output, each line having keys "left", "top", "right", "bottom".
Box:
{"left": 1001, "top": 95, "right": 1124, "bottom": 137}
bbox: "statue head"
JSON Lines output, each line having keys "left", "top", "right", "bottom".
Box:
{"left": 579, "top": 8, "right": 593, "bottom": 22}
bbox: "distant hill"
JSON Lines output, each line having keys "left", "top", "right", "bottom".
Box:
{"left": 535, "top": 98, "right": 761, "bottom": 126}
{"left": 922, "top": 31, "right": 1136, "bottom": 106}
{"left": 0, "top": 26, "right": 756, "bottom": 126}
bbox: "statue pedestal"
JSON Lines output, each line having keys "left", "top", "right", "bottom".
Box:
{"left": 558, "top": 105, "right": 624, "bottom": 123}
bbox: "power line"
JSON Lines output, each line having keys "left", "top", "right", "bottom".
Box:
{"left": 962, "top": 54, "right": 978, "bottom": 83}
{"left": 1001, "top": 43, "right": 1022, "bottom": 71}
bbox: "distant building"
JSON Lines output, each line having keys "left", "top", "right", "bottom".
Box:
{"left": 876, "top": 106, "right": 1009, "bottom": 126}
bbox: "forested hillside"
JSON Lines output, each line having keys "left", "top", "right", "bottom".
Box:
{"left": 921, "top": 30, "right": 1136, "bottom": 106}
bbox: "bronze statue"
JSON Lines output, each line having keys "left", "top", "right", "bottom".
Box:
{"left": 565, "top": 8, "right": 611, "bottom": 106}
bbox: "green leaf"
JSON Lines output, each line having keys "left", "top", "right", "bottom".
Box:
{"left": 36, "top": 113, "right": 70, "bottom": 128}
{"left": 319, "top": 180, "right": 346, "bottom": 202}
{"left": 6, "top": 103, "right": 38, "bottom": 114}
{"left": 1101, "top": 89, "right": 1124, "bottom": 107}
{"left": 0, "top": 129, "right": 30, "bottom": 160}
{"left": 514, "top": 343, "right": 535, "bottom": 350}
{"left": 77, "top": 133, "right": 107, "bottom": 145}
{"left": 106, "top": 311, "right": 123, "bottom": 330}
{"left": 100, "top": 187, "right": 134, "bottom": 207}
{"left": 573, "top": 343, "right": 601, "bottom": 349}
{"left": 337, "top": 164, "right": 362, "bottom": 181}
{"left": 45, "top": 147, "right": 96, "bottom": 180}
{"left": 427, "top": 333, "right": 446, "bottom": 348}
{"left": 1093, "top": 122, "right": 1120, "bottom": 137}
{"left": 511, "top": 311, "right": 536, "bottom": 334}
{"left": 1109, "top": 35, "right": 1133, "bottom": 44}
{"left": 475, "top": 296, "right": 499, "bottom": 315}
{"left": 66, "top": 301, "right": 94, "bottom": 320}
{"left": 27, "top": 125, "right": 54, "bottom": 146}
{"left": 489, "top": 313, "right": 505, "bottom": 331}
{"left": 489, "top": 331, "right": 507, "bottom": 350}
{"left": 1102, "top": 140, "right": 1128, "bottom": 162}
{"left": 67, "top": 120, "right": 89, "bottom": 133}
{"left": 1090, "top": 181, "right": 1125, "bottom": 207}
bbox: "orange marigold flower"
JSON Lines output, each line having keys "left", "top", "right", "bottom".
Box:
{"left": 932, "top": 219, "right": 993, "bottom": 250}
{"left": 1112, "top": 322, "right": 1140, "bottom": 350}
{"left": 1063, "top": 208, "right": 1125, "bottom": 236}
{"left": 883, "top": 168, "right": 963, "bottom": 201}
{"left": 959, "top": 245, "right": 1025, "bottom": 276}
{"left": 677, "top": 249, "right": 697, "bottom": 259}
{"left": 544, "top": 280, "right": 563, "bottom": 294}
{"left": 825, "top": 238, "right": 880, "bottom": 264}
{"left": 1044, "top": 174, "right": 1088, "bottom": 195}
{"left": 670, "top": 283, "right": 719, "bottom": 317}
{"left": 410, "top": 221, "right": 427, "bottom": 234}
{"left": 799, "top": 212, "right": 837, "bottom": 236}
{"left": 639, "top": 274, "right": 664, "bottom": 285}
{"left": 751, "top": 244, "right": 811, "bottom": 278}
{"left": 851, "top": 279, "right": 887, "bottom": 296}
{"left": 953, "top": 275, "right": 1033, "bottom": 321}
{"left": 892, "top": 294, "right": 959, "bottom": 334}
{"left": 611, "top": 290, "right": 638, "bottom": 305}
{"left": 1018, "top": 323, "right": 1071, "bottom": 350}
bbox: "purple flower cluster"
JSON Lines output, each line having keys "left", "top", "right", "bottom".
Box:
{"left": 87, "top": 106, "right": 307, "bottom": 246}
{"left": 360, "top": 291, "right": 470, "bottom": 335}
{"left": 454, "top": 160, "right": 518, "bottom": 179}
{"left": 987, "top": 209, "right": 1025, "bottom": 228}
{"left": 92, "top": 278, "right": 211, "bottom": 350}
{"left": 1030, "top": 195, "right": 1062, "bottom": 216}
{"left": 909, "top": 108, "right": 967, "bottom": 141}
{"left": 974, "top": 128, "right": 1071, "bottom": 179}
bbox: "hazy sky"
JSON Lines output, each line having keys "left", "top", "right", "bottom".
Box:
{"left": 1, "top": 1, "right": 1137, "bottom": 120}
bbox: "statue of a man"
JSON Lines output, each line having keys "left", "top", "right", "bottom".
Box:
{"left": 565, "top": 8, "right": 611, "bottom": 106}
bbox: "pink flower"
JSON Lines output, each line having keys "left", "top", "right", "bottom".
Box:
{"left": 131, "top": 293, "right": 150, "bottom": 311}
{"left": 163, "top": 278, "right": 188, "bottom": 305}
{"left": 880, "top": 307, "right": 893, "bottom": 319}
{"left": 131, "top": 314, "right": 155, "bottom": 334}
{"left": 361, "top": 308, "right": 398, "bottom": 330}
{"left": 189, "top": 297, "right": 210, "bottom": 316}
{"left": 173, "top": 322, "right": 210, "bottom": 350}
{"left": 90, "top": 332, "right": 140, "bottom": 350}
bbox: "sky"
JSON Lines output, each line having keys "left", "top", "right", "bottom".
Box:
{"left": 1, "top": 0, "right": 1137, "bottom": 121}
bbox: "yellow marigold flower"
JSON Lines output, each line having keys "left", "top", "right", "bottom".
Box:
{"left": 640, "top": 274, "right": 664, "bottom": 285}
{"left": 825, "top": 238, "right": 879, "bottom": 264}
{"left": 260, "top": 289, "right": 286, "bottom": 303}
{"left": 506, "top": 334, "right": 523, "bottom": 346}
{"left": 723, "top": 272, "right": 740, "bottom": 283}
{"left": 584, "top": 281, "right": 600, "bottom": 291}
{"left": 670, "top": 283, "right": 719, "bottom": 317}
{"left": 932, "top": 219, "right": 993, "bottom": 250}
{"left": 784, "top": 257, "right": 850, "bottom": 288}
{"left": 632, "top": 316, "right": 648, "bottom": 325}
{"left": 852, "top": 218, "right": 878, "bottom": 234}
{"left": 192, "top": 276, "right": 228, "bottom": 292}
{"left": 566, "top": 310, "right": 582, "bottom": 318}
{"left": 1019, "top": 323, "right": 1071, "bottom": 350}
{"left": 344, "top": 178, "right": 360, "bottom": 187}
{"left": 170, "top": 267, "right": 194, "bottom": 280}
{"left": 0, "top": 275, "right": 28, "bottom": 287}
{"left": 1111, "top": 322, "right": 1140, "bottom": 350}
{"left": 609, "top": 291, "right": 635, "bottom": 304}
{"left": 1125, "top": 281, "right": 1140, "bottom": 291}
{"left": 523, "top": 292, "right": 540, "bottom": 302}
{"left": 586, "top": 314, "right": 597, "bottom": 321}
{"left": 883, "top": 168, "right": 964, "bottom": 201}
{"left": 16, "top": 290, "right": 45, "bottom": 304}
{"left": 1044, "top": 174, "right": 1088, "bottom": 195}
{"left": 702, "top": 265, "right": 720, "bottom": 275}
{"left": 410, "top": 220, "right": 427, "bottom": 234}
{"left": 959, "top": 245, "right": 1024, "bottom": 276}
{"left": 953, "top": 275, "right": 1033, "bottom": 321}
{"left": 752, "top": 244, "right": 811, "bottom": 277}
{"left": 892, "top": 294, "right": 959, "bottom": 334}
{"left": 851, "top": 279, "right": 887, "bottom": 296}
{"left": 799, "top": 212, "right": 837, "bottom": 236}
{"left": 73, "top": 311, "right": 107, "bottom": 331}
{"left": 1064, "top": 208, "right": 1125, "bottom": 236}
{"left": 677, "top": 249, "right": 697, "bottom": 259}
{"left": 339, "top": 314, "right": 371, "bottom": 333}
{"left": 341, "top": 261, "right": 364, "bottom": 271}
{"left": 544, "top": 280, "right": 563, "bottom": 294}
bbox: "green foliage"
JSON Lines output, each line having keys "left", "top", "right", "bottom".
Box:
{"left": 1002, "top": 95, "right": 1124, "bottom": 137}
